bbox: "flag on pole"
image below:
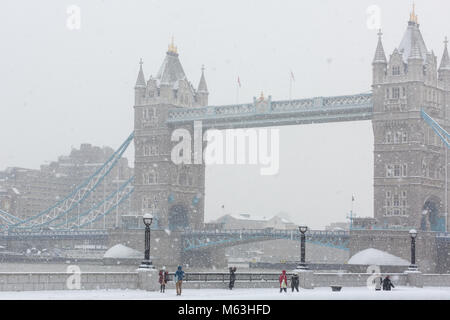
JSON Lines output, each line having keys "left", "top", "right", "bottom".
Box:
{"left": 352, "top": 194, "right": 355, "bottom": 201}
{"left": 237, "top": 76, "right": 241, "bottom": 88}
{"left": 290, "top": 70, "right": 295, "bottom": 81}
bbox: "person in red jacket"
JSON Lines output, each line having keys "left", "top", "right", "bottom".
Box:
{"left": 158, "top": 266, "right": 169, "bottom": 293}
{"left": 279, "top": 270, "right": 288, "bottom": 293}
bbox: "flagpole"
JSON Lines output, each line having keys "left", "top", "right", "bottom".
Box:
{"left": 289, "top": 76, "right": 292, "bottom": 100}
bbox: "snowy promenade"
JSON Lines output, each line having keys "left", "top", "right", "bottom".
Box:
{"left": 0, "top": 287, "right": 449, "bottom": 300}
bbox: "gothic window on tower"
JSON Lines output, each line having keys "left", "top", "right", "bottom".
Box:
{"left": 386, "top": 165, "right": 393, "bottom": 177}
{"left": 402, "top": 164, "right": 407, "bottom": 177}
{"left": 402, "top": 131, "right": 408, "bottom": 143}
{"left": 402, "top": 87, "right": 406, "bottom": 97}
{"left": 386, "top": 88, "right": 390, "bottom": 99}
{"left": 144, "top": 144, "right": 158, "bottom": 156}
{"left": 393, "top": 194, "right": 400, "bottom": 207}
{"left": 392, "top": 87, "right": 400, "bottom": 99}
{"left": 392, "top": 66, "right": 400, "bottom": 76}
{"left": 386, "top": 131, "right": 392, "bottom": 143}
{"left": 142, "top": 197, "right": 157, "bottom": 211}
{"left": 143, "top": 107, "right": 157, "bottom": 123}
{"left": 393, "top": 164, "right": 401, "bottom": 177}
{"left": 143, "top": 170, "right": 157, "bottom": 184}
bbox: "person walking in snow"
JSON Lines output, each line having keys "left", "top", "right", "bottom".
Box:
{"left": 158, "top": 266, "right": 169, "bottom": 293}
{"left": 374, "top": 275, "right": 382, "bottom": 291}
{"left": 279, "top": 270, "right": 288, "bottom": 293}
{"left": 291, "top": 272, "right": 299, "bottom": 292}
{"left": 174, "top": 265, "right": 185, "bottom": 296}
{"left": 229, "top": 266, "right": 237, "bottom": 290}
{"left": 382, "top": 275, "right": 395, "bottom": 291}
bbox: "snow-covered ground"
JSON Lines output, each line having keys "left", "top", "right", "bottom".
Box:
{"left": 0, "top": 287, "right": 449, "bottom": 300}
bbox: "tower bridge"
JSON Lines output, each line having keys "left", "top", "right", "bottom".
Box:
{"left": 1, "top": 9, "right": 450, "bottom": 271}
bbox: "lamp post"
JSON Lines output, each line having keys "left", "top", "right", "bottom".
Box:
{"left": 297, "top": 225, "right": 308, "bottom": 270}
{"left": 139, "top": 213, "right": 154, "bottom": 269}
{"left": 408, "top": 229, "right": 418, "bottom": 271}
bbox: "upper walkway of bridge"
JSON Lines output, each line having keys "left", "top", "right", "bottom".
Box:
{"left": 167, "top": 92, "right": 373, "bottom": 129}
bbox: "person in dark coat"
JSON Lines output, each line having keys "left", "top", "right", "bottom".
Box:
{"left": 158, "top": 266, "right": 169, "bottom": 293}
{"left": 174, "top": 265, "right": 185, "bottom": 296}
{"left": 279, "top": 270, "right": 288, "bottom": 293}
{"left": 291, "top": 272, "right": 299, "bottom": 292}
{"left": 382, "top": 275, "right": 395, "bottom": 291}
{"left": 229, "top": 266, "right": 237, "bottom": 290}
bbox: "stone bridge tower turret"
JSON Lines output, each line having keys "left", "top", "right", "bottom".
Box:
{"left": 372, "top": 9, "right": 450, "bottom": 231}
{"left": 132, "top": 40, "right": 208, "bottom": 230}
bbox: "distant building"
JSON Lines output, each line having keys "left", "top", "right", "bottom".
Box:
{"left": 0, "top": 144, "right": 133, "bottom": 229}
{"left": 352, "top": 217, "right": 378, "bottom": 230}
{"left": 212, "top": 213, "right": 297, "bottom": 230}
{"left": 325, "top": 221, "right": 350, "bottom": 231}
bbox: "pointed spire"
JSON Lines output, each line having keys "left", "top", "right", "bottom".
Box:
{"left": 439, "top": 36, "right": 450, "bottom": 71}
{"left": 409, "top": 3, "right": 418, "bottom": 24}
{"left": 135, "top": 58, "right": 146, "bottom": 87}
{"left": 197, "top": 65, "right": 208, "bottom": 92}
{"left": 168, "top": 36, "right": 178, "bottom": 54}
{"left": 373, "top": 29, "right": 387, "bottom": 64}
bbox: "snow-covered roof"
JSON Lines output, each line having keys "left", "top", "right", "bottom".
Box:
{"left": 229, "top": 213, "right": 269, "bottom": 221}
{"left": 156, "top": 51, "right": 187, "bottom": 85}
{"left": 398, "top": 21, "right": 428, "bottom": 64}
{"left": 103, "top": 244, "right": 141, "bottom": 259}
{"left": 348, "top": 248, "right": 409, "bottom": 266}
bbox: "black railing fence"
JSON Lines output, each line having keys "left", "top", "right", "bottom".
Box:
{"left": 167, "top": 272, "right": 290, "bottom": 282}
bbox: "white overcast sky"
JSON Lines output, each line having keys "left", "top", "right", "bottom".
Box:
{"left": 1, "top": 0, "right": 449, "bottom": 228}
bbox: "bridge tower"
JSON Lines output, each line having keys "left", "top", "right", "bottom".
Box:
{"left": 372, "top": 8, "right": 450, "bottom": 231}
{"left": 132, "top": 40, "right": 208, "bottom": 230}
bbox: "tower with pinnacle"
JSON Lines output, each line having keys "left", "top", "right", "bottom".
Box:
{"left": 132, "top": 39, "right": 208, "bottom": 230}
{"left": 372, "top": 6, "right": 450, "bottom": 231}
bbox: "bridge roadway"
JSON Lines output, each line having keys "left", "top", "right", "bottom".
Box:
{"left": 181, "top": 229, "right": 351, "bottom": 251}
{"left": 0, "top": 228, "right": 350, "bottom": 251}
{"left": 0, "top": 229, "right": 108, "bottom": 241}
{"left": 1, "top": 228, "right": 449, "bottom": 254}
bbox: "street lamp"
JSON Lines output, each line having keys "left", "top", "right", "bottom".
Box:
{"left": 297, "top": 225, "right": 308, "bottom": 270}
{"left": 139, "top": 213, "right": 154, "bottom": 269}
{"left": 408, "top": 229, "right": 418, "bottom": 271}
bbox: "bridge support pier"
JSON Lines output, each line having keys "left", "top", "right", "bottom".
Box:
{"left": 405, "top": 270, "right": 423, "bottom": 288}
{"left": 137, "top": 268, "right": 159, "bottom": 291}
{"left": 297, "top": 270, "right": 314, "bottom": 289}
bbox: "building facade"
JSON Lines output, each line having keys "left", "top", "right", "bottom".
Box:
{"left": 372, "top": 9, "right": 450, "bottom": 231}
{"left": 0, "top": 144, "right": 133, "bottom": 229}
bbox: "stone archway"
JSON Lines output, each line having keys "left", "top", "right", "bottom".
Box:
{"left": 168, "top": 204, "right": 189, "bottom": 230}
{"left": 421, "top": 196, "right": 445, "bottom": 232}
